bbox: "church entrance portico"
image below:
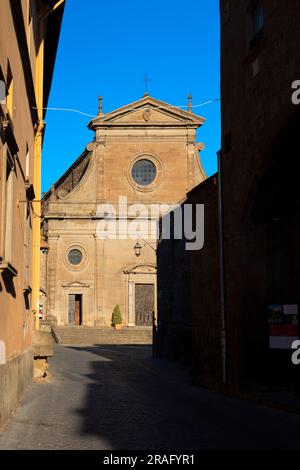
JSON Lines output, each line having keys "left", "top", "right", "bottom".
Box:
{"left": 61, "top": 281, "right": 91, "bottom": 326}
{"left": 124, "top": 263, "right": 157, "bottom": 327}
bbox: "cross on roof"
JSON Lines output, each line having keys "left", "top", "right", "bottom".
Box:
{"left": 141, "top": 74, "right": 151, "bottom": 95}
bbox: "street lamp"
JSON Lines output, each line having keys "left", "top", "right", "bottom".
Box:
{"left": 133, "top": 237, "right": 157, "bottom": 257}
{"left": 134, "top": 240, "right": 142, "bottom": 257}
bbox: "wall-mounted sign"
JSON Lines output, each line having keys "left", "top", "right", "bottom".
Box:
{"left": 268, "top": 304, "right": 299, "bottom": 349}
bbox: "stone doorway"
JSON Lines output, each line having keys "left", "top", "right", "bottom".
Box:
{"left": 68, "top": 294, "right": 82, "bottom": 325}
{"left": 124, "top": 263, "right": 157, "bottom": 326}
{"left": 135, "top": 284, "right": 154, "bottom": 326}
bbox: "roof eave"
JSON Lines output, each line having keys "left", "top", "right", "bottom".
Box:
{"left": 43, "top": 1, "right": 65, "bottom": 113}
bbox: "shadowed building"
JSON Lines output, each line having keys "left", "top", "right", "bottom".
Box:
{"left": 41, "top": 95, "right": 206, "bottom": 330}
{"left": 219, "top": 0, "right": 300, "bottom": 393}
{"left": 158, "top": 1, "right": 300, "bottom": 396}
{"left": 157, "top": 174, "right": 221, "bottom": 376}
{"left": 0, "top": 0, "right": 64, "bottom": 427}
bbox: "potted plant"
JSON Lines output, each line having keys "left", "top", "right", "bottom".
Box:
{"left": 111, "top": 304, "right": 122, "bottom": 330}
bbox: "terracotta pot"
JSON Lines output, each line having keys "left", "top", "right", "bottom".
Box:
{"left": 114, "top": 323, "right": 122, "bottom": 330}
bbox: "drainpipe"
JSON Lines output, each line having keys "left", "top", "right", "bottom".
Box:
{"left": 217, "top": 150, "right": 228, "bottom": 386}
{"left": 32, "top": 19, "right": 45, "bottom": 331}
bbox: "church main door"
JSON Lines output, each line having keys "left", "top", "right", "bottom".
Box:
{"left": 135, "top": 284, "right": 154, "bottom": 326}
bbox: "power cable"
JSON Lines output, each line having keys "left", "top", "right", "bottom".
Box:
{"left": 33, "top": 98, "right": 220, "bottom": 118}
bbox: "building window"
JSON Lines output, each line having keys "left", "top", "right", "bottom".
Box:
{"left": 131, "top": 159, "right": 157, "bottom": 186}
{"left": 4, "top": 150, "right": 14, "bottom": 261}
{"left": 250, "top": 2, "right": 264, "bottom": 49}
{"left": 65, "top": 246, "right": 88, "bottom": 271}
{"left": 25, "top": 144, "right": 30, "bottom": 181}
{"left": 0, "top": 67, "right": 6, "bottom": 106}
{"left": 6, "top": 61, "right": 13, "bottom": 118}
{"left": 68, "top": 249, "right": 83, "bottom": 266}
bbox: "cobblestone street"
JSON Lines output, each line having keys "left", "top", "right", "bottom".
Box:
{"left": 1, "top": 345, "right": 300, "bottom": 450}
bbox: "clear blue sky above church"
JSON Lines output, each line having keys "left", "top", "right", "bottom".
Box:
{"left": 42, "top": 0, "right": 220, "bottom": 192}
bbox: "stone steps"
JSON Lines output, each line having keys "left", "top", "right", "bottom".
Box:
{"left": 54, "top": 326, "right": 152, "bottom": 345}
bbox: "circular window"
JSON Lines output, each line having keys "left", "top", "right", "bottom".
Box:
{"left": 68, "top": 249, "right": 83, "bottom": 265}
{"left": 131, "top": 159, "right": 157, "bottom": 186}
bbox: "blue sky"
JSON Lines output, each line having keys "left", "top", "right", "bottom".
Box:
{"left": 42, "top": 0, "right": 220, "bottom": 192}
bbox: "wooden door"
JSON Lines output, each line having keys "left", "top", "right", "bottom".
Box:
{"left": 75, "top": 295, "right": 82, "bottom": 325}
{"left": 135, "top": 284, "right": 154, "bottom": 326}
{"left": 69, "top": 294, "right": 82, "bottom": 325}
{"left": 68, "top": 294, "right": 75, "bottom": 325}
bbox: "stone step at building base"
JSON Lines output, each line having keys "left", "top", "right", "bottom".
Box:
{"left": 54, "top": 326, "right": 152, "bottom": 345}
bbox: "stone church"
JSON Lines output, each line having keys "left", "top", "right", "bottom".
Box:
{"left": 41, "top": 94, "right": 206, "bottom": 327}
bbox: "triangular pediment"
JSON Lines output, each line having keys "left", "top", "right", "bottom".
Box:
{"left": 88, "top": 95, "right": 205, "bottom": 129}
{"left": 62, "top": 281, "right": 90, "bottom": 288}
{"left": 110, "top": 107, "right": 184, "bottom": 124}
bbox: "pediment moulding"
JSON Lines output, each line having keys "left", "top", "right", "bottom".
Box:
{"left": 123, "top": 262, "right": 157, "bottom": 274}
{"left": 88, "top": 95, "right": 205, "bottom": 131}
{"left": 62, "top": 281, "right": 91, "bottom": 288}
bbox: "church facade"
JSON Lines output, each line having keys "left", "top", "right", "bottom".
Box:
{"left": 41, "top": 94, "right": 206, "bottom": 327}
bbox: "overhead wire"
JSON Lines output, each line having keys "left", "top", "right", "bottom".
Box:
{"left": 33, "top": 98, "right": 220, "bottom": 118}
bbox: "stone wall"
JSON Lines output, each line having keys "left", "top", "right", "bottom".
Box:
{"left": 0, "top": 349, "right": 33, "bottom": 429}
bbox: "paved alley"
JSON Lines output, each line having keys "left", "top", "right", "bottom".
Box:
{"left": 1, "top": 345, "right": 300, "bottom": 450}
